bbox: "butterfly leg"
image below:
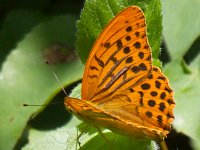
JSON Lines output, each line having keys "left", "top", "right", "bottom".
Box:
{"left": 159, "top": 141, "right": 168, "bottom": 150}
{"left": 76, "top": 128, "right": 82, "bottom": 150}
{"left": 76, "top": 124, "right": 90, "bottom": 149}
{"left": 95, "top": 126, "right": 117, "bottom": 150}
{"left": 95, "top": 126, "right": 110, "bottom": 144}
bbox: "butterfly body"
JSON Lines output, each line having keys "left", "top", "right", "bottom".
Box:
{"left": 65, "top": 6, "right": 175, "bottom": 142}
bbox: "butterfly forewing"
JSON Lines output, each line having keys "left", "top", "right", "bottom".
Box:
{"left": 82, "top": 6, "right": 152, "bottom": 100}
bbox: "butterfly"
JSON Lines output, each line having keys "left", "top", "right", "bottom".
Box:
{"left": 64, "top": 5, "right": 175, "bottom": 142}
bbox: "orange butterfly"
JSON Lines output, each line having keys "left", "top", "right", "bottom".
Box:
{"left": 65, "top": 6, "right": 175, "bottom": 142}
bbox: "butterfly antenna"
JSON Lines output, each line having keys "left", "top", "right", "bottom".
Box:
{"left": 53, "top": 72, "right": 68, "bottom": 96}
{"left": 23, "top": 102, "right": 62, "bottom": 107}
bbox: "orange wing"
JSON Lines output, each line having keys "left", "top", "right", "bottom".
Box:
{"left": 95, "top": 67, "right": 175, "bottom": 140}
{"left": 82, "top": 6, "right": 152, "bottom": 100}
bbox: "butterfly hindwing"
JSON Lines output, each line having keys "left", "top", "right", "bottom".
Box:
{"left": 94, "top": 66, "right": 175, "bottom": 140}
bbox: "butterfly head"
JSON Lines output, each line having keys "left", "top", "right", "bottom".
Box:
{"left": 64, "top": 97, "right": 75, "bottom": 113}
{"left": 64, "top": 97, "right": 87, "bottom": 118}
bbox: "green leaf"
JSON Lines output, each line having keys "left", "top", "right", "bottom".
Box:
{"left": 163, "top": 56, "right": 200, "bottom": 149}
{"left": 0, "top": 14, "right": 84, "bottom": 150}
{"left": 22, "top": 117, "right": 82, "bottom": 150}
{"left": 163, "top": 0, "right": 200, "bottom": 60}
{"left": 76, "top": 0, "right": 162, "bottom": 63}
{"left": 163, "top": 1, "right": 200, "bottom": 148}
{"left": 0, "top": 10, "right": 48, "bottom": 63}
{"left": 23, "top": 118, "right": 154, "bottom": 150}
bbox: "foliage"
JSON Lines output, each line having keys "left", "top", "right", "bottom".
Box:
{"left": 0, "top": 0, "right": 199, "bottom": 149}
